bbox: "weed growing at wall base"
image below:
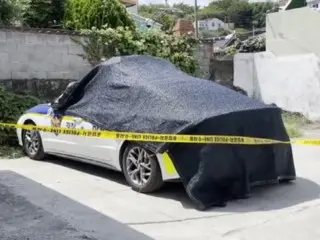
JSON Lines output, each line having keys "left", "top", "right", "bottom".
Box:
{"left": 0, "top": 146, "right": 24, "bottom": 159}
{"left": 0, "top": 87, "right": 40, "bottom": 146}
{"left": 282, "top": 112, "right": 309, "bottom": 138}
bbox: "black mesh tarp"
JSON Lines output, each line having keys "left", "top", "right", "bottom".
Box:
{"left": 52, "top": 55, "right": 296, "bottom": 210}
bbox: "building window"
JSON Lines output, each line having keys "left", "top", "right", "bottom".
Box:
{"left": 211, "top": 22, "right": 215, "bottom": 27}
{"left": 312, "top": 3, "right": 318, "bottom": 7}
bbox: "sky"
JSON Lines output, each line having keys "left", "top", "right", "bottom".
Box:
{"left": 139, "top": 0, "right": 211, "bottom": 7}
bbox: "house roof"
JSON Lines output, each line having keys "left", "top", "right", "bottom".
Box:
{"left": 172, "top": 19, "right": 195, "bottom": 32}
{"left": 120, "top": 0, "right": 136, "bottom": 7}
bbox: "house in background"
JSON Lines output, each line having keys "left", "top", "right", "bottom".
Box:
{"left": 194, "top": 18, "right": 234, "bottom": 31}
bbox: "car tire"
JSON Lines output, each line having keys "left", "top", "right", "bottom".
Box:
{"left": 22, "top": 124, "right": 45, "bottom": 161}
{"left": 122, "top": 143, "right": 164, "bottom": 193}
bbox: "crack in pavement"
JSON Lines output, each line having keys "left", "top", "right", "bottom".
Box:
{"left": 126, "top": 212, "right": 237, "bottom": 226}
{"left": 222, "top": 202, "right": 320, "bottom": 237}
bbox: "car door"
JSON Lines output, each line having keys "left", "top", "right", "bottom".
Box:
{"left": 75, "top": 118, "right": 117, "bottom": 164}
{"left": 41, "top": 110, "right": 83, "bottom": 157}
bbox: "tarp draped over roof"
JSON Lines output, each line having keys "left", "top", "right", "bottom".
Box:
{"left": 52, "top": 55, "right": 296, "bottom": 209}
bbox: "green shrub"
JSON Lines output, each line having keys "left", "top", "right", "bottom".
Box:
{"left": 79, "top": 26, "right": 198, "bottom": 75}
{"left": 64, "top": 0, "right": 135, "bottom": 30}
{"left": 0, "top": 87, "right": 40, "bottom": 146}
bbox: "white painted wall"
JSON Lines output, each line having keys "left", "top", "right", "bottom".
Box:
{"left": 266, "top": 7, "right": 320, "bottom": 56}
{"left": 0, "top": 30, "right": 91, "bottom": 80}
{"left": 234, "top": 52, "right": 320, "bottom": 121}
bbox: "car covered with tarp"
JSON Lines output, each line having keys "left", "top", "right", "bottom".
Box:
{"left": 17, "top": 55, "right": 296, "bottom": 210}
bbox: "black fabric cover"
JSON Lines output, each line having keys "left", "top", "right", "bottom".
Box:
{"left": 52, "top": 55, "right": 296, "bottom": 210}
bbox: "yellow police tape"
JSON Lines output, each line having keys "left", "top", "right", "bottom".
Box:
{"left": 0, "top": 122, "right": 320, "bottom": 146}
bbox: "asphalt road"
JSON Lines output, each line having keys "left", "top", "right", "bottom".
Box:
{"left": 1, "top": 142, "right": 320, "bottom": 240}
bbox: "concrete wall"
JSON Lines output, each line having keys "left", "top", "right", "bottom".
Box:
{"left": 266, "top": 7, "right": 320, "bottom": 56}
{"left": 234, "top": 51, "right": 320, "bottom": 121}
{"left": 195, "top": 40, "right": 214, "bottom": 79}
{"left": 0, "top": 29, "right": 91, "bottom": 81}
{"left": 0, "top": 28, "right": 214, "bottom": 98}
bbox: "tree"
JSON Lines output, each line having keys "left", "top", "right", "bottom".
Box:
{"left": 64, "top": 0, "right": 135, "bottom": 30}
{"left": 21, "top": 0, "right": 65, "bottom": 28}
{"left": 51, "top": 0, "right": 65, "bottom": 27}
{"left": 198, "top": 0, "right": 278, "bottom": 30}
{"left": 251, "top": 2, "right": 278, "bottom": 28}
{"left": 138, "top": 3, "right": 195, "bottom": 32}
{"left": 0, "top": 0, "right": 15, "bottom": 26}
{"left": 172, "top": 2, "right": 195, "bottom": 17}
{"left": 22, "top": 0, "right": 53, "bottom": 28}
{"left": 138, "top": 4, "right": 176, "bottom": 31}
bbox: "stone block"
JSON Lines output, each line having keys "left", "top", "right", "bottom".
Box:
{"left": 0, "top": 31, "right": 6, "bottom": 42}
{"left": 17, "top": 63, "right": 30, "bottom": 73}
{"left": 63, "top": 71, "right": 83, "bottom": 80}
{"left": 46, "top": 34, "right": 60, "bottom": 44}
{"left": 0, "top": 52, "right": 10, "bottom": 63}
{"left": 47, "top": 72, "right": 70, "bottom": 79}
{"left": 0, "top": 42, "right": 18, "bottom": 53}
{"left": 68, "top": 44, "right": 85, "bottom": 55}
{"left": 11, "top": 71, "right": 47, "bottom": 80}
{"left": 25, "top": 33, "right": 47, "bottom": 45}
{"left": 7, "top": 31, "right": 26, "bottom": 44}
{"left": 58, "top": 35, "right": 73, "bottom": 45}
{"left": 0, "top": 70, "right": 12, "bottom": 80}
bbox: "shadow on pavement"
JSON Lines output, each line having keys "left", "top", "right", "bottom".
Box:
{"left": 152, "top": 177, "right": 320, "bottom": 212}
{"left": 45, "top": 156, "right": 320, "bottom": 212}
{"left": 0, "top": 170, "right": 152, "bottom": 240}
{"left": 47, "top": 156, "right": 128, "bottom": 186}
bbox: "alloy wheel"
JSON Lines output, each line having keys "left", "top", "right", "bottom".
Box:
{"left": 125, "top": 146, "right": 153, "bottom": 186}
{"left": 24, "top": 130, "right": 40, "bottom": 156}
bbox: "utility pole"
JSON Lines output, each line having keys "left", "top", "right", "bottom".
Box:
{"left": 165, "top": 0, "right": 168, "bottom": 7}
{"left": 194, "top": 0, "right": 199, "bottom": 38}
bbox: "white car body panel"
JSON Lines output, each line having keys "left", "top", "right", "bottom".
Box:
{"left": 17, "top": 105, "right": 180, "bottom": 181}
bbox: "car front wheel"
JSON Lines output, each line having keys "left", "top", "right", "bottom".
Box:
{"left": 122, "top": 143, "right": 164, "bottom": 193}
{"left": 22, "top": 126, "right": 45, "bottom": 160}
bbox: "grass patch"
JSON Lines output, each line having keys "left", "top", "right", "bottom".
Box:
{"left": 282, "top": 111, "right": 309, "bottom": 138}
{"left": 0, "top": 146, "right": 24, "bottom": 159}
